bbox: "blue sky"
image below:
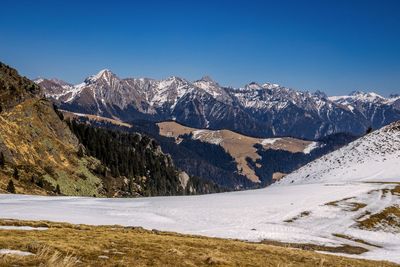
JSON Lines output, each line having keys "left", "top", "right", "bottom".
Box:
{"left": 0, "top": 0, "right": 399, "bottom": 96}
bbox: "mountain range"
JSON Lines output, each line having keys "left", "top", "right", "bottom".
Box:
{"left": 35, "top": 70, "right": 400, "bottom": 140}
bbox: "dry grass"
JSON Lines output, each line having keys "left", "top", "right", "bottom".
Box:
{"left": 332, "top": 233, "right": 382, "bottom": 248}
{"left": 357, "top": 205, "right": 400, "bottom": 232}
{"left": 0, "top": 99, "right": 104, "bottom": 197}
{"left": 284, "top": 211, "right": 311, "bottom": 223}
{"left": 157, "top": 121, "right": 312, "bottom": 183}
{"left": 261, "top": 239, "right": 368, "bottom": 255}
{"left": 62, "top": 111, "right": 132, "bottom": 128}
{"left": 0, "top": 219, "right": 397, "bottom": 267}
{"left": 325, "top": 197, "right": 367, "bottom": 212}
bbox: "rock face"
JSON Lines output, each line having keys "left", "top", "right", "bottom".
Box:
{"left": 36, "top": 70, "right": 400, "bottom": 140}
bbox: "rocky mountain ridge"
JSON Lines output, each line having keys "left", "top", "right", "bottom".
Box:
{"left": 36, "top": 70, "right": 400, "bottom": 139}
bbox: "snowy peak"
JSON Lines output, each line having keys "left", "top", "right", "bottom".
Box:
{"left": 244, "top": 82, "right": 263, "bottom": 90}
{"left": 193, "top": 75, "right": 227, "bottom": 99}
{"left": 349, "top": 91, "right": 385, "bottom": 101}
{"left": 84, "top": 69, "right": 118, "bottom": 85}
{"left": 329, "top": 91, "right": 386, "bottom": 103}
{"left": 199, "top": 76, "right": 215, "bottom": 83}
{"left": 38, "top": 69, "right": 400, "bottom": 139}
{"left": 261, "top": 82, "right": 280, "bottom": 90}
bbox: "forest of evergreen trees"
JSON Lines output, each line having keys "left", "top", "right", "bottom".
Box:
{"left": 67, "top": 120, "right": 221, "bottom": 196}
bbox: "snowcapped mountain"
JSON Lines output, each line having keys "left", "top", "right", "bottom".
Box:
{"left": 278, "top": 120, "right": 400, "bottom": 185}
{"left": 35, "top": 70, "right": 400, "bottom": 139}
{"left": 329, "top": 91, "right": 400, "bottom": 129}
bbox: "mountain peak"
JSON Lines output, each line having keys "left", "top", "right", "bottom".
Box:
{"left": 84, "top": 69, "right": 117, "bottom": 84}
{"left": 261, "top": 82, "right": 280, "bottom": 89}
{"left": 199, "top": 76, "right": 215, "bottom": 83}
{"left": 349, "top": 91, "right": 384, "bottom": 100}
{"left": 245, "top": 82, "right": 262, "bottom": 90}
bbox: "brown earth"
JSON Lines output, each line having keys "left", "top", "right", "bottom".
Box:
{"left": 158, "top": 121, "right": 313, "bottom": 182}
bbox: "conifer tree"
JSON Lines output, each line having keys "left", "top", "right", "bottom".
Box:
{"left": 6, "top": 179, "right": 15, "bottom": 194}
{"left": 13, "top": 167, "right": 19, "bottom": 179}
{"left": 0, "top": 152, "right": 5, "bottom": 168}
{"left": 55, "top": 184, "right": 61, "bottom": 194}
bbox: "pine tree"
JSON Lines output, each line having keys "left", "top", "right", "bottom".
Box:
{"left": 6, "top": 180, "right": 15, "bottom": 194}
{"left": 36, "top": 179, "right": 44, "bottom": 188}
{"left": 13, "top": 167, "right": 19, "bottom": 179}
{"left": 55, "top": 184, "right": 61, "bottom": 194}
{"left": 0, "top": 152, "right": 5, "bottom": 168}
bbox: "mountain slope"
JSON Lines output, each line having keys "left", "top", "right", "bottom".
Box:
{"left": 157, "top": 121, "right": 315, "bottom": 183}
{"left": 278, "top": 120, "right": 400, "bottom": 185}
{"left": 36, "top": 70, "right": 400, "bottom": 139}
{"left": 0, "top": 63, "right": 103, "bottom": 196}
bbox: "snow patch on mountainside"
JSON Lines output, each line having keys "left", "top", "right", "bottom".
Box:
{"left": 278, "top": 120, "right": 400, "bottom": 185}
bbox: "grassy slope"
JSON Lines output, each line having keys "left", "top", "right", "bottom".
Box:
{"left": 0, "top": 98, "right": 103, "bottom": 196}
{"left": 0, "top": 219, "right": 397, "bottom": 267}
{"left": 0, "top": 61, "right": 104, "bottom": 196}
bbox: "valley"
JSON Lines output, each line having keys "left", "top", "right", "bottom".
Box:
{"left": 158, "top": 121, "right": 315, "bottom": 182}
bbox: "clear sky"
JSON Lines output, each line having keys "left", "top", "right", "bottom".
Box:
{"left": 0, "top": 0, "right": 399, "bottom": 96}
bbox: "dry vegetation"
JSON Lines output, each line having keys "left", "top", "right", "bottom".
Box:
{"left": 332, "top": 233, "right": 382, "bottom": 248}
{"left": 357, "top": 205, "right": 400, "bottom": 232}
{"left": 0, "top": 98, "right": 104, "bottom": 196}
{"left": 284, "top": 211, "right": 311, "bottom": 223}
{"left": 158, "top": 121, "right": 312, "bottom": 183}
{"left": 0, "top": 219, "right": 398, "bottom": 267}
{"left": 62, "top": 111, "right": 132, "bottom": 128}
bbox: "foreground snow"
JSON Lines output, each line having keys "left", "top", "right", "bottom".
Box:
{"left": 0, "top": 121, "right": 399, "bottom": 263}
{"left": 0, "top": 180, "right": 399, "bottom": 263}
{"left": 0, "top": 249, "right": 34, "bottom": 256}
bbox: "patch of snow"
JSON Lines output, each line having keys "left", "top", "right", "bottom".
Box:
{"left": 303, "top": 142, "right": 319, "bottom": 154}
{"left": 261, "top": 138, "right": 281, "bottom": 145}
{"left": 0, "top": 226, "right": 48, "bottom": 230}
{"left": 0, "top": 249, "right": 34, "bottom": 256}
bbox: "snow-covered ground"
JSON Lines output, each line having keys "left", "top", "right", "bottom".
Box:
{"left": 0, "top": 249, "right": 34, "bottom": 256}
{"left": 0, "top": 121, "right": 399, "bottom": 263}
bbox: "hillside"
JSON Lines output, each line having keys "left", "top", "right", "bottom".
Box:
{"left": 158, "top": 121, "right": 314, "bottom": 182}
{"left": 278, "top": 120, "right": 400, "bottom": 185}
{"left": 0, "top": 63, "right": 104, "bottom": 196}
{"left": 66, "top": 115, "right": 356, "bottom": 188}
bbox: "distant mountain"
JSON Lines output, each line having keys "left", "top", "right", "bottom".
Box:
{"left": 36, "top": 70, "right": 400, "bottom": 139}
{"left": 328, "top": 91, "right": 400, "bottom": 129}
